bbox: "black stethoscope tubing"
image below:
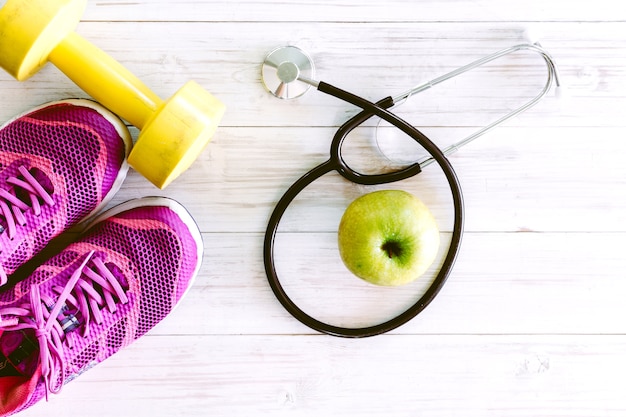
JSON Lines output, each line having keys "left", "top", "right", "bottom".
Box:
{"left": 264, "top": 81, "right": 465, "bottom": 338}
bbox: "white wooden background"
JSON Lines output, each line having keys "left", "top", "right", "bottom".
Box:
{"left": 4, "top": 0, "right": 626, "bottom": 415}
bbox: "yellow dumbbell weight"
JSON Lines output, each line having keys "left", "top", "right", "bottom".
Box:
{"left": 0, "top": 0, "right": 225, "bottom": 188}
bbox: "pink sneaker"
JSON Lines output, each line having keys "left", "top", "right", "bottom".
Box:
{"left": 0, "top": 99, "right": 131, "bottom": 287}
{"left": 0, "top": 197, "right": 203, "bottom": 416}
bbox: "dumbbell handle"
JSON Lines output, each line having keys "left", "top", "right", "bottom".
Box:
{"left": 49, "top": 31, "right": 164, "bottom": 129}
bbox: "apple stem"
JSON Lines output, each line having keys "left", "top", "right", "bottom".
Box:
{"left": 381, "top": 241, "right": 402, "bottom": 259}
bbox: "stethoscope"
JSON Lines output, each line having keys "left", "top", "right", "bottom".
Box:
{"left": 262, "top": 43, "right": 561, "bottom": 338}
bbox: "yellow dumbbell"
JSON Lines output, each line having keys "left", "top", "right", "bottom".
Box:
{"left": 0, "top": 0, "right": 225, "bottom": 188}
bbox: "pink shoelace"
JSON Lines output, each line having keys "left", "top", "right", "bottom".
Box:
{"left": 0, "top": 166, "right": 56, "bottom": 286}
{"left": 0, "top": 251, "right": 129, "bottom": 398}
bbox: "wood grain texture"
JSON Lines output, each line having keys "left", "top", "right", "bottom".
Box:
{"left": 83, "top": 1, "right": 626, "bottom": 23}
{"left": 19, "top": 335, "right": 626, "bottom": 417}
{"left": 4, "top": 1, "right": 625, "bottom": 416}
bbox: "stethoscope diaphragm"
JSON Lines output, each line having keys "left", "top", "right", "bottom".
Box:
{"left": 261, "top": 46, "right": 315, "bottom": 99}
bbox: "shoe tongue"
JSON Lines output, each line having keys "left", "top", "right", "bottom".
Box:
{"left": 0, "top": 329, "right": 39, "bottom": 378}
{"left": 0, "top": 167, "right": 54, "bottom": 235}
{"left": 12, "top": 167, "right": 54, "bottom": 207}
{"left": 27, "top": 167, "right": 54, "bottom": 195}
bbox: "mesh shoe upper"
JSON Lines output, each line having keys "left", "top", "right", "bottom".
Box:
{"left": 0, "top": 197, "right": 203, "bottom": 416}
{"left": 0, "top": 100, "right": 131, "bottom": 286}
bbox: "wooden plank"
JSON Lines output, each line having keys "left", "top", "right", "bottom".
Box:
{"left": 16, "top": 334, "right": 626, "bottom": 417}
{"left": 0, "top": 22, "right": 623, "bottom": 128}
{"left": 140, "top": 231, "right": 626, "bottom": 336}
{"left": 84, "top": 1, "right": 626, "bottom": 23}
{"left": 100, "top": 125, "right": 626, "bottom": 234}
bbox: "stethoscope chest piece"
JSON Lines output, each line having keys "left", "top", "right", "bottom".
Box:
{"left": 262, "top": 46, "right": 315, "bottom": 99}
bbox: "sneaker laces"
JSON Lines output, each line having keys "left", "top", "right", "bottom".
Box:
{"left": 0, "top": 251, "right": 129, "bottom": 399}
{"left": 0, "top": 165, "right": 55, "bottom": 286}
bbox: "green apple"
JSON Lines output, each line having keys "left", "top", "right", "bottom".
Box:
{"left": 337, "top": 190, "right": 440, "bottom": 286}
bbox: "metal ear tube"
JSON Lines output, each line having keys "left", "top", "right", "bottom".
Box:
{"left": 377, "top": 43, "right": 562, "bottom": 166}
